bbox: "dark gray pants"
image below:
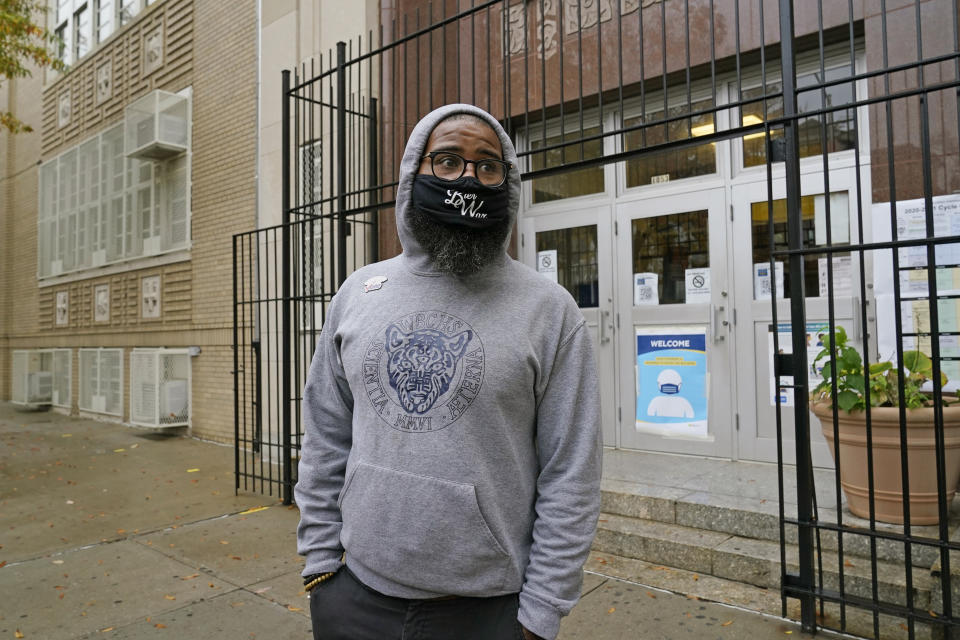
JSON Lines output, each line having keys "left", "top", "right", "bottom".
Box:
{"left": 309, "top": 567, "right": 524, "bottom": 640}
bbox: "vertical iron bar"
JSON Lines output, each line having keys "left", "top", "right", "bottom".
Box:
{"left": 281, "top": 70, "right": 293, "bottom": 505}
{"left": 778, "top": 0, "right": 815, "bottom": 631}
{"left": 576, "top": 0, "right": 583, "bottom": 161}
{"left": 233, "top": 234, "right": 240, "bottom": 494}
{"left": 337, "top": 42, "right": 348, "bottom": 287}
{"left": 370, "top": 96, "right": 379, "bottom": 263}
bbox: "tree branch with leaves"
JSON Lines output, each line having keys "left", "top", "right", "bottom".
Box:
{"left": 0, "top": 0, "right": 66, "bottom": 134}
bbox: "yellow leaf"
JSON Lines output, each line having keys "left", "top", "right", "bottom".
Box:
{"left": 287, "top": 606, "right": 303, "bottom": 612}
{"left": 155, "top": 623, "right": 167, "bottom": 629}
{"left": 100, "top": 628, "right": 114, "bottom": 633}
{"left": 181, "top": 574, "right": 199, "bottom": 580}
{"left": 607, "top": 607, "right": 615, "bottom": 614}
{"left": 219, "top": 540, "right": 229, "bottom": 545}
{"left": 15, "top": 630, "right": 24, "bottom": 638}
{"left": 164, "top": 595, "right": 176, "bottom": 600}
{"left": 722, "top": 620, "right": 733, "bottom": 627}
{"left": 113, "top": 449, "right": 125, "bottom": 453}
{"left": 239, "top": 506, "right": 269, "bottom": 515}
{"left": 186, "top": 468, "right": 199, "bottom": 473}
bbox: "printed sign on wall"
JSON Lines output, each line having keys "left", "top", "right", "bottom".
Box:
{"left": 635, "top": 327, "right": 708, "bottom": 438}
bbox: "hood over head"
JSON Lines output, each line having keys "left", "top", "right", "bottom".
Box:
{"left": 395, "top": 104, "right": 521, "bottom": 274}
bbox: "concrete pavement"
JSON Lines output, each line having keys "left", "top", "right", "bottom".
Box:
{"left": 0, "top": 404, "right": 840, "bottom": 639}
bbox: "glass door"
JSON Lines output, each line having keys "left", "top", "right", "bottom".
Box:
{"left": 615, "top": 188, "right": 734, "bottom": 456}
{"left": 521, "top": 207, "right": 616, "bottom": 446}
{"left": 732, "top": 166, "right": 872, "bottom": 465}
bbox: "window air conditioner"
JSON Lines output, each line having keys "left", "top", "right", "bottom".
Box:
{"left": 124, "top": 90, "right": 189, "bottom": 160}
{"left": 130, "top": 348, "right": 190, "bottom": 428}
{"left": 27, "top": 371, "right": 53, "bottom": 404}
{"left": 160, "top": 379, "right": 188, "bottom": 420}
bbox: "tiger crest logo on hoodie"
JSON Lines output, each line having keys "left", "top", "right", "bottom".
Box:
{"left": 363, "top": 311, "right": 485, "bottom": 432}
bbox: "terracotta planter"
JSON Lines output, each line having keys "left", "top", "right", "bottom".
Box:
{"left": 812, "top": 399, "right": 960, "bottom": 525}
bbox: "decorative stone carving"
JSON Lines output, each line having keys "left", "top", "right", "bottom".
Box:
{"left": 506, "top": 0, "right": 663, "bottom": 59}
{"left": 141, "top": 275, "right": 161, "bottom": 319}
{"left": 96, "top": 61, "right": 112, "bottom": 104}
{"left": 95, "top": 284, "right": 110, "bottom": 322}
{"left": 57, "top": 92, "right": 71, "bottom": 128}
{"left": 143, "top": 25, "right": 164, "bottom": 75}
{"left": 56, "top": 291, "right": 69, "bottom": 326}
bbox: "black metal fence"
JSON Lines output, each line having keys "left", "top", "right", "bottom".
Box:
{"left": 233, "top": 0, "right": 960, "bottom": 635}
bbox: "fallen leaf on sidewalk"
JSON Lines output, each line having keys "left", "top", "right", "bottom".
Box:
{"left": 100, "top": 628, "right": 114, "bottom": 633}
{"left": 155, "top": 623, "right": 167, "bottom": 629}
{"left": 239, "top": 506, "right": 270, "bottom": 515}
{"left": 607, "top": 607, "right": 615, "bottom": 614}
{"left": 164, "top": 595, "right": 176, "bottom": 600}
{"left": 287, "top": 606, "right": 303, "bottom": 612}
{"left": 15, "top": 630, "right": 24, "bottom": 638}
{"left": 646, "top": 591, "right": 656, "bottom": 599}
{"left": 181, "top": 574, "right": 200, "bottom": 581}
{"left": 784, "top": 632, "right": 792, "bottom": 635}
{"left": 219, "top": 540, "right": 229, "bottom": 545}
{"left": 721, "top": 620, "right": 733, "bottom": 627}
{"left": 186, "top": 468, "right": 199, "bottom": 473}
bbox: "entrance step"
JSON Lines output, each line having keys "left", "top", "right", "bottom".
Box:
{"left": 601, "top": 478, "right": 948, "bottom": 569}
{"left": 594, "top": 513, "right": 935, "bottom": 602}
{"left": 594, "top": 480, "right": 958, "bottom": 639}
{"left": 584, "top": 549, "right": 937, "bottom": 640}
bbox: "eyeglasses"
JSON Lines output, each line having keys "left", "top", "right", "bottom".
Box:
{"left": 420, "top": 151, "right": 512, "bottom": 187}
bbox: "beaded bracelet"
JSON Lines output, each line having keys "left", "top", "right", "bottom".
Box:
{"left": 303, "top": 571, "right": 336, "bottom": 592}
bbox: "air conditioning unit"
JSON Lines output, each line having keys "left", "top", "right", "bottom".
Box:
{"left": 130, "top": 348, "right": 190, "bottom": 428}
{"left": 28, "top": 372, "right": 54, "bottom": 404}
{"left": 124, "top": 90, "right": 190, "bottom": 160}
{"left": 11, "top": 350, "right": 55, "bottom": 406}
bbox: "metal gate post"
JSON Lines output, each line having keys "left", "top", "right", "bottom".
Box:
{"left": 281, "top": 69, "right": 293, "bottom": 505}
{"left": 337, "top": 41, "right": 348, "bottom": 287}
{"left": 778, "top": 0, "right": 816, "bottom": 631}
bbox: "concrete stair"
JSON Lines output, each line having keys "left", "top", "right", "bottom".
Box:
{"left": 591, "top": 478, "right": 955, "bottom": 640}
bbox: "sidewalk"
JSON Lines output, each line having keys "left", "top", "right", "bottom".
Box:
{"left": 0, "top": 404, "right": 839, "bottom": 639}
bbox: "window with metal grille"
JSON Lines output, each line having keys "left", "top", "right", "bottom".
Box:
{"left": 79, "top": 348, "right": 123, "bottom": 416}
{"left": 37, "top": 117, "right": 191, "bottom": 278}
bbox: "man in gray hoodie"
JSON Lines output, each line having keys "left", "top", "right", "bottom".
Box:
{"left": 295, "top": 103, "right": 602, "bottom": 640}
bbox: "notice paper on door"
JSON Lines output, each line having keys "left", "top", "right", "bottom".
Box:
{"left": 754, "top": 262, "right": 784, "bottom": 300}
{"left": 536, "top": 249, "right": 558, "bottom": 283}
{"left": 635, "top": 326, "right": 708, "bottom": 438}
{"left": 634, "top": 273, "right": 659, "bottom": 306}
{"left": 685, "top": 268, "right": 711, "bottom": 304}
{"left": 767, "top": 322, "right": 831, "bottom": 407}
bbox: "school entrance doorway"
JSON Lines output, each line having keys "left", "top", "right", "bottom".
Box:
{"left": 521, "top": 148, "right": 871, "bottom": 465}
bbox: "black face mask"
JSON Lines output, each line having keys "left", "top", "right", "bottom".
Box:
{"left": 411, "top": 174, "right": 510, "bottom": 229}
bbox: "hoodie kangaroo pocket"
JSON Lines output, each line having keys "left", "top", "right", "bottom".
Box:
{"left": 339, "top": 462, "right": 510, "bottom": 595}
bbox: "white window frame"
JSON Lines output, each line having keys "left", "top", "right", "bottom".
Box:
{"left": 521, "top": 109, "right": 616, "bottom": 211}
{"left": 54, "top": 0, "right": 160, "bottom": 65}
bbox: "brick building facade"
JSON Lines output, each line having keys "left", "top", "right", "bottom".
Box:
{"left": 1, "top": 0, "right": 258, "bottom": 443}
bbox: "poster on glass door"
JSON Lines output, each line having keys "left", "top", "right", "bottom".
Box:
{"left": 767, "top": 322, "right": 830, "bottom": 407}
{"left": 635, "top": 326, "right": 708, "bottom": 438}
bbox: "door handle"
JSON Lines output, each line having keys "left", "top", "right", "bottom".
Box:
{"left": 711, "top": 304, "right": 727, "bottom": 343}
{"left": 600, "top": 308, "right": 612, "bottom": 344}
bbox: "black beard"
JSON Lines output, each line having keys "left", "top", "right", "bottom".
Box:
{"left": 407, "top": 206, "right": 512, "bottom": 276}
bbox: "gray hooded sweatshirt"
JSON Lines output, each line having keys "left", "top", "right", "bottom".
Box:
{"left": 295, "top": 103, "right": 602, "bottom": 640}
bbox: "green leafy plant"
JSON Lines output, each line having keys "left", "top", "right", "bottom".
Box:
{"left": 811, "top": 326, "right": 948, "bottom": 412}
